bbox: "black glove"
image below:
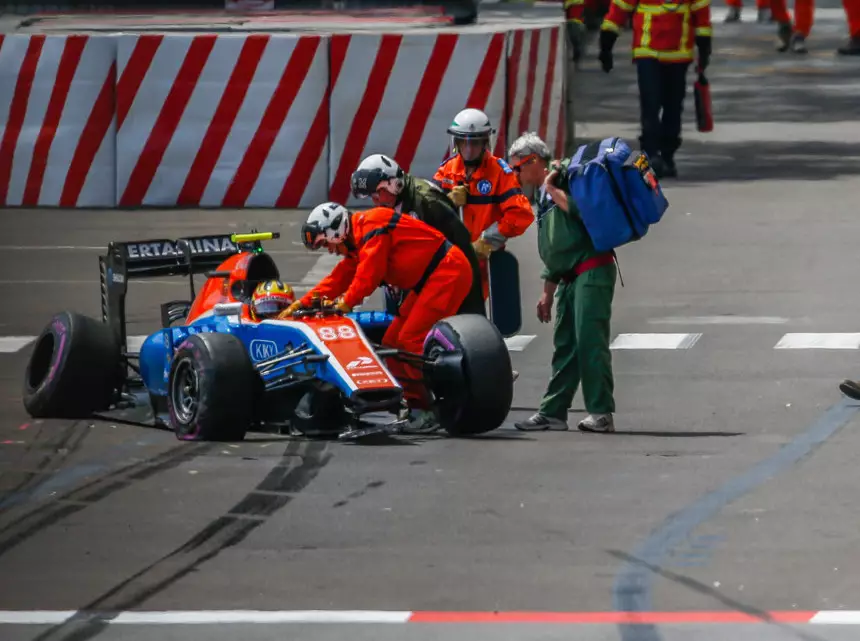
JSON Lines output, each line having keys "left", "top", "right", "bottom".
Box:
{"left": 695, "top": 35, "right": 711, "bottom": 71}
{"left": 598, "top": 30, "right": 618, "bottom": 73}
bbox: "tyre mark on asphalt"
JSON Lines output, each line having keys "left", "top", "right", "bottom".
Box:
{"left": 611, "top": 399, "right": 860, "bottom": 641}
{"left": 0, "top": 420, "right": 93, "bottom": 512}
{"left": 332, "top": 479, "right": 385, "bottom": 508}
{"left": 0, "top": 443, "right": 215, "bottom": 559}
{"left": 32, "top": 440, "right": 332, "bottom": 641}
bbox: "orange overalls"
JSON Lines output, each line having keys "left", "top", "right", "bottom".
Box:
{"left": 433, "top": 153, "right": 534, "bottom": 298}
{"left": 847, "top": 0, "right": 860, "bottom": 37}
{"left": 769, "top": 0, "right": 814, "bottom": 37}
{"left": 300, "top": 207, "right": 473, "bottom": 408}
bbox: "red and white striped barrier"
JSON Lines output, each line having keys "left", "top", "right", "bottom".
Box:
{"left": 327, "top": 31, "right": 507, "bottom": 206}
{"left": 0, "top": 34, "right": 116, "bottom": 207}
{"left": 0, "top": 26, "right": 567, "bottom": 210}
{"left": 115, "top": 33, "right": 330, "bottom": 208}
{"left": 502, "top": 26, "right": 566, "bottom": 161}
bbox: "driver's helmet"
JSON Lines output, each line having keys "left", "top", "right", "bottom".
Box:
{"left": 448, "top": 108, "right": 495, "bottom": 167}
{"left": 301, "top": 202, "right": 351, "bottom": 250}
{"left": 350, "top": 154, "right": 405, "bottom": 200}
{"left": 250, "top": 280, "right": 295, "bottom": 320}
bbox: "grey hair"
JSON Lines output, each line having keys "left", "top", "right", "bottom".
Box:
{"left": 508, "top": 131, "right": 551, "bottom": 161}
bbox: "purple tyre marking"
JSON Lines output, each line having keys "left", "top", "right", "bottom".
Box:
{"left": 424, "top": 327, "right": 455, "bottom": 351}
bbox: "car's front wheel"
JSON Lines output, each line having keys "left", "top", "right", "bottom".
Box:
{"left": 168, "top": 333, "right": 258, "bottom": 442}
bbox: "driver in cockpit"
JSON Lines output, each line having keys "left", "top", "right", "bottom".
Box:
{"left": 249, "top": 280, "right": 296, "bottom": 321}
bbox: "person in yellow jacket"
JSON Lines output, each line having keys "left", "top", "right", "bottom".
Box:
{"left": 598, "top": 0, "right": 712, "bottom": 178}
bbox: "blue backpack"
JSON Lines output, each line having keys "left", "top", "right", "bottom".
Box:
{"left": 565, "top": 137, "right": 669, "bottom": 253}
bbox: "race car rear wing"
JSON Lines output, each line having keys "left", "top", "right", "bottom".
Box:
{"left": 98, "top": 232, "right": 277, "bottom": 353}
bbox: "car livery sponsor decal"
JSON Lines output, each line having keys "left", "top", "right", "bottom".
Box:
{"left": 124, "top": 236, "right": 237, "bottom": 261}
{"left": 250, "top": 339, "right": 278, "bottom": 361}
{"left": 307, "top": 318, "right": 397, "bottom": 389}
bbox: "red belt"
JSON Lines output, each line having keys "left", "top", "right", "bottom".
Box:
{"left": 562, "top": 252, "right": 616, "bottom": 282}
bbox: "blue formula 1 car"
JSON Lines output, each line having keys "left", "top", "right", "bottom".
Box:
{"left": 21, "top": 231, "right": 515, "bottom": 441}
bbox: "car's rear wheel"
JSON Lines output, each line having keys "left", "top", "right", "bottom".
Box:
{"left": 168, "top": 333, "right": 258, "bottom": 442}
{"left": 23, "top": 312, "right": 121, "bottom": 419}
{"left": 423, "top": 314, "right": 513, "bottom": 436}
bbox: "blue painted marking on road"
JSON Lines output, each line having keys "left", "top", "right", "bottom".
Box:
{"left": 613, "top": 399, "right": 860, "bottom": 641}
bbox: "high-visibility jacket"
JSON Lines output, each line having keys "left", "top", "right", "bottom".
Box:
{"left": 602, "top": 0, "right": 712, "bottom": 62}
{"left": 432, "top": 153, "right": 534, "bottom": 247}
{"left": 565, "top": 0, "right": 586, "bottom": 24}
{"left": 300, "top": 207, "right": 467, "bottom": 310}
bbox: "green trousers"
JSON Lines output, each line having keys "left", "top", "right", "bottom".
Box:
{"left": 539, "top": 263, "right": 617, "bottom": 418}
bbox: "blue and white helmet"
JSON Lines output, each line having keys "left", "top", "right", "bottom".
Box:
{"left": 301, "top": 202, "right": 350, "bottom": 250}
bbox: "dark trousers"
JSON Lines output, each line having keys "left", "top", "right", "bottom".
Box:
{"left": 636, "top": 58, "right": 690, "bottom": 163}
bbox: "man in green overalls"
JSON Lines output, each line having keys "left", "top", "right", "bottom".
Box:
{"left": 507, "top": 133, "right": 617, "bottom": 433}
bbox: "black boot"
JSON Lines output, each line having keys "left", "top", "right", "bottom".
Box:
{"left": 837, "top": 36, "right": 860, "bottom": 55}
{"left": 659, "top": 136, "right": 681, "bottom": 179}
{"left": 776, "top": 21, "right": 792, "bottom": 51}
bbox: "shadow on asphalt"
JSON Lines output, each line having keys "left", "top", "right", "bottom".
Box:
{"left": 673, "top": 140, "right": 860, "bottom": 183}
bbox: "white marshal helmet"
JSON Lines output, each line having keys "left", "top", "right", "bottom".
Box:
{"left": 447, "top": 108, "right": 496, "bottom": 163}
{"left": 351, "top": 153, "right": 405, "bottom": 199}
{"left": 301, "top": 202, "right": 351, "bottom": 250}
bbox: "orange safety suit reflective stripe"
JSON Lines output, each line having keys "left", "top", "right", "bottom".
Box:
{"left": 432, "top": 152, "right": 534, "bottom": 298}
{"left": 299, "top": 207, "right": 473, "bottom": 405}
{"left": 565, "top": 0, "right": 586, "bottom": 23}
{"left": 602, "top": 0, "right": 713, "bottom": 62}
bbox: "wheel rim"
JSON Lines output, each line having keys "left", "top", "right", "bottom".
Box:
{"left": 171, "top": 358, "right": 199, "bottom": 424}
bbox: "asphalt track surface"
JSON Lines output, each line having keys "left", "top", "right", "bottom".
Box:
{"left": 6, "top": 5, "right": 860, "bottom": 641}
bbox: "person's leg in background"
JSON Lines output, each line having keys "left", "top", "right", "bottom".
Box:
{"left": 788, "top": 0, "right": 814, "bottom": 52}
{"left": 657, "top": 60, "right": 690, "bottom": 178}
{"left": 725, "top": 0, "right": 744, "bottom": 22}
{"left": 771, "top": 0, "right": 794, "bottom": 50}
{"left": 838, "top": 0, "right": 860, "bottom": 53}
{"left": 756, "top": 0, "right": 773, "bottom": 22}
{"left": 636, "top": 58, "right": 667, "bottom": 176}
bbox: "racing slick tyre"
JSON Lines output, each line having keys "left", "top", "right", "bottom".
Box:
{"left": 23, "top": 312, "right": 121, "bottom": 419}
{"left": 423, "top": 314, "right": 513, "bottom": 436}
{"left": 168, "top": 333, "right": 259, "bottom": 442}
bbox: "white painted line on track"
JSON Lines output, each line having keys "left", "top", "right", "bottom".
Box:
{"left": 300, "top": 253, "right": 341, "bottom": 285}
{"left": 775, "top": 333, "right": 860, "bottom": 349}
{"left": 0, "top": 610, "right": 413, "bottom": 625}
{"left": 809, "top": 611, "right": 860, "bottom": 624}
{"left": 504, "top": 334, "right": 536, "bottom": 351}
{"left": 0, "top": 337, "right": 35, "bottom": 353}
{"left": 610, "top": 333, "right": 702, "bottom": 350}
{"left": 649, "top": 316, "right": 789, "bottom": 325}
{"left": 712, "top": 7, "right": 848, "bottom": 21}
